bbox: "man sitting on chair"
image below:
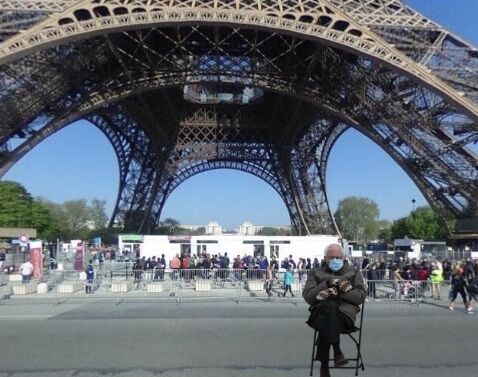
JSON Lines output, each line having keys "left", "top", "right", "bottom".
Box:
{"left": 303, "top": 244, "right": 366, "bottom": 377}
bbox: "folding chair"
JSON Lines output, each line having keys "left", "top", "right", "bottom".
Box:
{"left": 310, "top": 302, "right": 365, "bottom": 376}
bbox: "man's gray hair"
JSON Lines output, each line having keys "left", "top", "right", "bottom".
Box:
{"left": 324, "top": 243, "right": 344, "bottom": 257}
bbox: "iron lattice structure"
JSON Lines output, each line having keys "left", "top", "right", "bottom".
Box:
{"left": 0, "top": 0, "right": 477, "bottom": 235}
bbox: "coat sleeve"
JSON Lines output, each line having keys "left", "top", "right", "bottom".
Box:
{"left": 302, "top": 270, "right": 328, "bottom": 306}
{"left": 339, "top": 270, "right": 367, "bottom": 306}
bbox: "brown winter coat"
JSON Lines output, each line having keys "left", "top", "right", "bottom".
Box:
{"left": 302, "top": 264, "right": 366, "bottom": 323}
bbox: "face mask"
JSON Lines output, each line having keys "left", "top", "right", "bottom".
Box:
{"left": 328, "top": 258, "right": 344, "bottom": 272}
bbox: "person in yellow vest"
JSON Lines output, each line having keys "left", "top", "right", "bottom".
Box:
{"left": 430, "top": 262, "right": 444, "bottom": 300}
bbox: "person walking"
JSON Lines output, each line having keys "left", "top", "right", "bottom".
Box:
{"left": 85, "top": 259, "right": 94, "bottom": 294}
{"left": 466, "top": 276, "right": 478, "bottom": 312}
{"left": 265, "top": 264, "right": 274, "bottom": 297}
{"left": 283, "top": 268, "right": 295, "bottom": 297}
{"left": 448, "top": 266, "right": 471, "bottom": 313}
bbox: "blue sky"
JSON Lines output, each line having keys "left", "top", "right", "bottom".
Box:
{"left": 3, "top": 0, "right": 478, "bottom": 230}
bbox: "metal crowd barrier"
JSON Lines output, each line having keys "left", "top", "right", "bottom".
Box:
{"left": 0, "top": 268, "right": 454, "bottom": 305}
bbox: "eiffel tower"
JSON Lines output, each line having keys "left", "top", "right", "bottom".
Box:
{"left": 0, "top": 0, "right": 477, "bottom": 237}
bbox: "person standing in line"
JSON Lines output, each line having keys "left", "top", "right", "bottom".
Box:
{"left": 85, "top": 259, "right": 95, "bottom": 294}
{"left": 367, "top": 263, "right": 379, "bottom": 299}
{"left": 392, "top": 265, "right": 404, "bottom": 299}
{"left": 283, "top": 268, "right": 295, "bottom": 297}
{"left": 132, "top": 258, "right": 143, "bottom": 289}
{"left": 19, "top": 258, "right": 34, "bottom": 284}
{"left": 158, "top": 254, "right": 166, "bottom": 281}
{"left": 430, "top": 263, "right": 444, "bottom": 300}
{"left": 171, "top": 254, "right": 181, "bottom": 280}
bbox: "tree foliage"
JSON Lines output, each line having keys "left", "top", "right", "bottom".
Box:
{"left": 0, "top": 181, "right": 33, "bottom": 228}
{"left": 89, "top": 199, "right": 108, "bottom": 229}
{"left": 334, "top": 196, "right": 380, "bottom": 241}
{"left": 0, "top": 181, "right": 113, "bottom": 241}
{"left": 390, "top": 206, "right": 449, "bottom": 240}
{"left": 0, "top": 181, "right": 57, "bottom": 239}
{"left": 258, "top": 227, "right": 291, "bottom": 236}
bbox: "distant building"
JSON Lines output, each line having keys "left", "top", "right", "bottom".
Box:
{"left": 206, "top": 221, "right": 222, "bottom": 235}
{"left": 237, "top": 221, "right": 291, "bottom": 235}
{"left": 181, "top": 224, "right": 204, "bottom": 232}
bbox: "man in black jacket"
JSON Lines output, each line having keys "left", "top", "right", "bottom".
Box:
{"left": 303, "top": 244, "right": 366, "bottom": 377}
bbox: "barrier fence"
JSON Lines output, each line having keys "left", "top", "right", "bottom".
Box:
{"left": 0, "top": 268, "right": 453, "bottom": 304}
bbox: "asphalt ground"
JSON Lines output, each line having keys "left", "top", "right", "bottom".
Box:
{"left": 0, "top": 300, "right": 476, "bottom": 377}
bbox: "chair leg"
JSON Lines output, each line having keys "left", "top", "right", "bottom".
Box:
{"left": 310, "top": 330, "right": 317, "bottom": 376}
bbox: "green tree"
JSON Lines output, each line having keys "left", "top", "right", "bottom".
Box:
{"left": 334, "top": 196, "right": 380, "bottom": 241}
{"left": 36, "top": 198, "right": 72, "bottom": 239}
{"left": 0, "top": 182, "right": 64, "bottom": 240}
{"left": 63, "top": 199, "right": 90, "bottom": 231}
{"left": 377, "top": 220, "right": 393, "bottom": 244}
{"left": 89, "top": 199, "right": 108, "bottom": 229}
{"left": 0, "top": 181, "right": 33, "bottom": 227}
{"left": 390, "top": 206, "right": 449, "bottom": 240}
{"left": 31, "top": 200, "right": 59, "bottom": 240}
{"left": 258, "top": 227, "right": 291, "bottom": 236}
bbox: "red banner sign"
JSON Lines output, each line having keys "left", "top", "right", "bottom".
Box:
{"left": 29, "top": 240, "right": 43, "bottom": 279}
{"left": 74, "top": 243, "right": 84, "bottom": 271}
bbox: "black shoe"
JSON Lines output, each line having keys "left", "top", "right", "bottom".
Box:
{"left": 320, "top": 367, "right": 331, "bottom": 377}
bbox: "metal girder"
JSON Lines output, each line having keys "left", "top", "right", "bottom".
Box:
{"left": 0, "top": 0, "right": 475, "bottom": 120}
{"left": 0, "top": 1, "right": 77, "bottom": 12}
{"left": 0, "top": 2, "right": 477, "bottom": 234}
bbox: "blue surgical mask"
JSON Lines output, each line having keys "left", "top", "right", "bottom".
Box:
{"left": 328, "top": 258, "right": 344, "bottom": 272}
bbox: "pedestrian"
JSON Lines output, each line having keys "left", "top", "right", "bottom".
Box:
{"left": 158, "top": 254, "right": 166, "bottom": 281}
{"left": 265, "top": 264, "right": 273, "bottom": 297}
{"left": 171, "top": 254, "right": 181, "bottom": 280}
{"left": 448, "top": 266, "right": 471, "bottom": 312}
{"left": 19, "top": 258, "right": 33, "bottom": 284}
{"left": 98, "top": 252, "right": 104, "bottom": 270}
{"left": 306, "top": 258, "right": 312, "bottom": 270}
{"left": 466, "top": 276, "right": 478, "bottom": 312}
{"left": 430, "top": 263, "right": 444, "bottom": 300}
{"left": 392, "top": 265, "right": 404, "bottom": 299}
{"left": 132, "top": 258, "right": 143, "bottom": 289}
{"left": 283, "top": 268, "right": 295, "bottom": 297}
{"left": 288, "top": 255, "right": 297, "bottom": 270}
{"left": 85, "top": 259, "right": 94, "bottom": 294}
{"left": 367, "top": 263, "right": 379, "bottom": 299}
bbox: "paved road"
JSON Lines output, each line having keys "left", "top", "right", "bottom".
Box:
{"left": 0, "top": 300, "right": 476, "bottom": 377}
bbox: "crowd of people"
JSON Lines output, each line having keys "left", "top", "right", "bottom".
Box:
{"left": 82, "top": 248, "right": 478, "bottom": 310}
{"left": 358, "top": 256, "right": 478, "bottom": 312}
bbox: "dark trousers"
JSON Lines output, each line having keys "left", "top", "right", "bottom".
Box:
{"left": 309, "top": 300, "right": 353, "bottom": 362}
{"left": 367, "top": 281, "right": 376, "bottom": 298}
{"left": 266, "top": 281, "right": 273, "bottom": 296}
{"left": 284, "top": 284, "right": 294, "bottom": 297}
